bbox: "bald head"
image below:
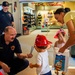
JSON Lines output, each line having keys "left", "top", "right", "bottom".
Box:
{"left": 4, "top": 26, "right": 16, "bottom": 33}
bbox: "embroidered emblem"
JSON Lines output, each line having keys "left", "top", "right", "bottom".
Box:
{"left": 8, "top": 13, "right": 11, "bottom": 17}
{"left": 11, "top": 46, "right": 15, "bottom": 51}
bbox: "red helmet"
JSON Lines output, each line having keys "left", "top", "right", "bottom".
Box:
{"left": 54, "top": 29, "right": 66, "bottom": 38}
{"left": 0, "top": 72, "right": 3, "bottom": 75}
{"left": 35, "top": 34, "right": 52, "bottom": 47}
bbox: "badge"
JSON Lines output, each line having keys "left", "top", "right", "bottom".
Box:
{"left": 8, "top": 13, "right": 11, "bottom": 17}
{"left": 11, "top": 46, "right": 15, "bottom": 51}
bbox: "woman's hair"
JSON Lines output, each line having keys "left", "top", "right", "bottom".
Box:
{"left": 54, "top": 7, "right": 70, "bottom": 14}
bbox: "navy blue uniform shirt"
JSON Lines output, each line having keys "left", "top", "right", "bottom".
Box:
{"left": 0, "top": 35, "right": 22, "bottom": 68}
{"left": 0, "top": 10, "right": 14, "bottom": 34}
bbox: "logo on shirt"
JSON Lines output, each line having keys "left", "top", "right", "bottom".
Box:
{"left": 8, "top": 13, "right": 11, "bottom": 17}
{"left": 11, "top": 45, "right": 15, "bottom": 51}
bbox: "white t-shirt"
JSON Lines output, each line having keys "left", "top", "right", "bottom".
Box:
{"left": 36, "top": 50, "right": 50, "bottom": 75}
{"left": 56, "top": 42, "right": 65, "bottom": 48}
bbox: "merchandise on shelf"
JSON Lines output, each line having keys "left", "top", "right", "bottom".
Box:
{"left": 22, "top": 12, "right": 36, "bottom": 34}
{"left": 37, "top": 13, "right": 42, "bottom": 26}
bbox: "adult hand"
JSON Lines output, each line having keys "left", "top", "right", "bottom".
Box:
{"left": 58, "top": 47, "right": 65, "bottom": 53}
{"left": 29, "top": 63, "right": 33, "bottom": 68}
{"left": 27, "top": 54, "right": 33, "bottom": 58}
{"left": 1, "top": 62, "right": 10, "bottom": 73}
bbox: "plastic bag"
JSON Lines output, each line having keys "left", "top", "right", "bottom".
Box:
{"left": 54, "top": 47, "right": 69, "bottom": 72}
{"left": 53, "top": 47, "right": 69, "bottom": 74}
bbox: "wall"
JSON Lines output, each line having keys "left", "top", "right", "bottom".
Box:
{"left": 63, "top": 1, "right": 75, "bottom": 10}
{"left": 13, "top": 0, "right": 22, "bottom": 34}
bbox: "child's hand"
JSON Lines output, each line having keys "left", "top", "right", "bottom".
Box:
{"left": 29, "top": 63, "right": 33, "bottom": 68}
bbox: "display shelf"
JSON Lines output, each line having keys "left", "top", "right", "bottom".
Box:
{"left": 36, "top": 25, "right": 67, "bottom": 29}
{"left": 37, "top": 13, "right": 42, "bottom": 26}
{"left": 30, "top": 14, "right": 36, "bottom": 26}
{"left": 23, "top": 12, "right": 31, "bottom": 28}
{"left": 22, "top": 12, "right": 36, "bottom": 35}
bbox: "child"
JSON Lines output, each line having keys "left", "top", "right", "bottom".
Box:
{"left": 29, "top": 34, "right": 52, "bottom": 75}
{"left": 54, "top": 29, "right": 67, "bottom": 75}
{"left": 54, "top": 29, "right": 66, "bottom": 48}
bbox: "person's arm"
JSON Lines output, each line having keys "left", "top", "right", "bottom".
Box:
{"left": 12, "top": 22, "right": 15, "bottom": 28}
{"left": 14, "top": 39, "right": 32, "bottom": 59}
{"left": 16, "top": 53, "right": 33, "bottom": 59}
{"left": 59, "top": 32, "right": 66, "bottom": 43}
{"left": 54, "top": 41, "right": 58, "bottom": 47}
{"left": 29, "top": 63, "right": 41, "bottom": 68}
{"left": 11, "top": 13, "right": 15, "bottom": 28}
{"left": 0, "top": 61, "right": 4, "bottom": 66}
{"left": 59, "top": 20, "right": 75, "bottom": 53}
{"left": 0, "top": 61, "right": 10, "bottom": 73}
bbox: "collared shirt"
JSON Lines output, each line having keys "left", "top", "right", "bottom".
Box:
{"left": 0, "top": 35, "right": 22, "bottom": 68}
{"left": 0, "top": 9, "right": 14, "bottom": 34}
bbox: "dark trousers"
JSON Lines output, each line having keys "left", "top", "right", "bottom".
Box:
{"left": 42, "top": 71, "right": 52, "bottom": 75}
{"left": 8, "top": 57, "right": 29, "bottom": 75}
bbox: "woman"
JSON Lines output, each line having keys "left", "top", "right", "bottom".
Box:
{"left": 54, "top": 8, "right": 75, "bottom": 53}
